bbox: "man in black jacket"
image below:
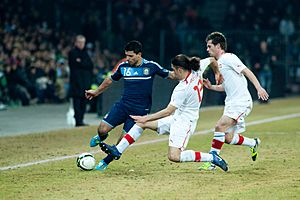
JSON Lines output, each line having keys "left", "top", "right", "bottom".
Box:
{"left": 68, "top": 35, "right": 93, "bottom": 127}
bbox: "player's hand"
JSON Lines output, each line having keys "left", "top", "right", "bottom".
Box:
{"left": 203, "top": 78, "right": 212, "bottom": 89}
{"left": 85, "top": 90, "right": 98, "bottom": 100}
{"left": 215, "top": 73, "right": 224, "bottom": 85}
{"left": 257, "top": 87, "right": 269, "bottom": 101}
{"left": 130, "top": 115, "right": 148, "bottom": 123}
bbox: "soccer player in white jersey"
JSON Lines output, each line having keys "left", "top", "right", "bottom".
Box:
{"left": 97, "top": 54, "right": 228, "bottom": 172}
{"left": 199, "top": 32, "right": 269, "bottom": 170}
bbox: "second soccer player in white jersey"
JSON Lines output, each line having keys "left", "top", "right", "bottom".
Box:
{"left": 96, "top": 54, "right": 228, "bottom": 172}
{"left": 199, "top": 32, "right": 269, "bottom": 170}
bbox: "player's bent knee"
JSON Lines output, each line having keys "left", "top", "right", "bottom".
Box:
{"left": 168, "top": 153, "right": 180, "bottom": 162}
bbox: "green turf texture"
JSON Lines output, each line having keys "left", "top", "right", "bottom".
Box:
{"left": 0, "top": 97, "right": 299, "bottom": 200}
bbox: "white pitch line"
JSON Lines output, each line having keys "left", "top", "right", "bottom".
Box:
{"left": 1, "top": 113, "right": 300, "bottom": 171}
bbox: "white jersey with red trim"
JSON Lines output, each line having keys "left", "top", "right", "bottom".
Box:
{"left": 169, "top": 58, "right": 210, "bottom": 121}
{"left": 218, "top": 53, "right": 252, "bottom": 105}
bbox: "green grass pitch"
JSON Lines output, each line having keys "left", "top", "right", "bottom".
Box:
{"left": 0, "top": 97, "right": 299, "bottom": 200}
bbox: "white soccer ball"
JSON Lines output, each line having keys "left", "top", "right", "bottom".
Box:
{"left": 76, "top": 152, "right": 96, "bottom": 171}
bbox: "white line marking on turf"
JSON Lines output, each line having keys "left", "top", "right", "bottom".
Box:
{"left": 1, "top": 113, "right": 300, "bottom": 171}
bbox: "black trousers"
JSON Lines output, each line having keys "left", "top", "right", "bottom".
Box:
{"left": 72, "top": 96, "right": 87, "bottom": 126}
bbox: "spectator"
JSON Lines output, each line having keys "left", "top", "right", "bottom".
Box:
{"left": 253, "top": 40, "right": 275, "bottom": 102}
{"left": 5, "top": 63, "right": 31, "bottom": 106}
{"left": 55, "top": 58, "right": 69, "bottom": 102}
{"left": 279, "top": 15, "right": 295, "bottom": 37}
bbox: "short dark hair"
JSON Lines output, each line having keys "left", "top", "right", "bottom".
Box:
{"left": 124, "top": 40, "right": 142, "bottom": 54}
{"left": 206, "top": 32, "right": 227, "bottom": 51}
{"left": 171, "top": 54, "right": 200, "bottom": 71}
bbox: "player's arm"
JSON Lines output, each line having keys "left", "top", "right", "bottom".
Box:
{"left": 85, "top": 77, "right": 113, "bottom": 100}
{"left": 241, "top": 68, "right": 269, "bottom": 100}
{"left": 200, "top": 57, "right": 223, "bottom": 84}
{"left": 153, "top": 62, "right": 176, "bottom": 80}
{"left": 208, "top": 57, "right": 223, "bottom": 84}
{"left": 131, "top": 104, "right": 176, "bottom": 123}
{"left": 86, "top": 63, "right": 123, "bottom": 100}
{"left": 203, "top": 78, "right": 225, "bottom": 92}
{"left": 167, "top": 71, "right": 176, "bottom": 80}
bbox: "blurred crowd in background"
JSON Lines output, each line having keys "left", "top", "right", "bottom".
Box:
{"left": 0, "top": 0, "right": 300, "bottom": 111}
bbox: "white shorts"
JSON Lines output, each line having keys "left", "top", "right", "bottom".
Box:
{"left": 157, "top": 116, "right": 197, "bottom": 150}
{"left": 224, "top": 102, "right": 252, "bottom": 134}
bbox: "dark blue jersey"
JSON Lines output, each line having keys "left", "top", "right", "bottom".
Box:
{"left": 110, "top": 58, "right": 170, "bottom": 110}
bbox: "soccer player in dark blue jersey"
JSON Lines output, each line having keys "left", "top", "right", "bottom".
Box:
{"left": 85, "top": 40, "right": 175, "bottom": 170}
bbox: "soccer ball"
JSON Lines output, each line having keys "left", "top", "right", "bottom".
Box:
{"left": 76, "top": 152, "right": 96, "bottom": 171}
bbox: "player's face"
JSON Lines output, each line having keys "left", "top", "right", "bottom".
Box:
{"left": 171, "top": 64, "right": 181, "bottom": 80}
{"left": 125, "top": 51, "right": 141, "bottom": 66}
{"left": 206, "top": 40, "right": 217, "bottom": 57}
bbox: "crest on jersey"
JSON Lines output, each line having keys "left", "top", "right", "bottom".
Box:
{"left": 143, "top": 68, "right": 150, "bottom": 75}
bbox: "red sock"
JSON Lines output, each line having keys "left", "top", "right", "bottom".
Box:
{"left": 236, "top": 134, "right": 244, "bottom": 145}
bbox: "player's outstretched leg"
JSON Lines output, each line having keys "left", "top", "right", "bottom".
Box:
{"left": 99, "top": 143, "right": 122, "bottom": 160}
{"left": 210, "top": 151, "right": 228, "bottom": 172}
{"left": 250, "top": 138, "right": 261, "bottom": 161}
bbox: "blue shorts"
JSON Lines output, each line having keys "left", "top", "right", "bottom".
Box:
{"left": 102, "top": 101, "right": 149, "bottom": 133}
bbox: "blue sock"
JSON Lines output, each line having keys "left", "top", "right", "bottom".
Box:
{"left": 103, "top": 154, "right": 114, "bottom": 165}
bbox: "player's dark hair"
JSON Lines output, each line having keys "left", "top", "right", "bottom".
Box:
{"left": 171, "top": 54, "right": 200, "bottom": 71}
{"left": 206, "top": 32, "right": 227, "bottom": 51}
{"left": 125, "top": 40, "right": 142, "bottom": 54}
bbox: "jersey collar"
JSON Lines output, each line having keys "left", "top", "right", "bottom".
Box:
{"left": 183, "top": 71, "right": 192, "bottom": 84}
{"left": 137, "top": 58, "right": 144, "bottom": 67}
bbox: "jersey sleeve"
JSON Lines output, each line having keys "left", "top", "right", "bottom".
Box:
{"left": 199, "top": 58, "right": 211, "bottom": 72}
{"left": 152, "top": 62, "right": 170, "bottom": 78}
{"left": 169, "top": 85, "right": 186, "bottom": 108}
{"left": 110, "top": 63, "right": 123, "bottom": 81}
{"left": 227, "top": 54, "right": 247, "bottom": 74}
